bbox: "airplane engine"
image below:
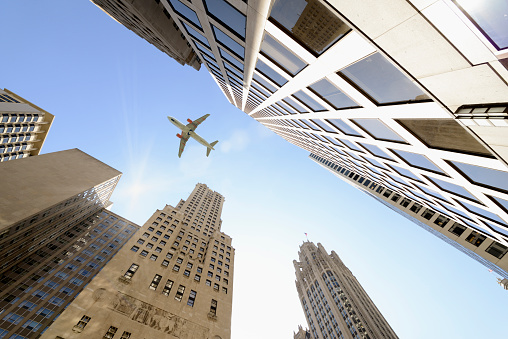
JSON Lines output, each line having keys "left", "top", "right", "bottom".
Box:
{"left": 176, "top": 133, "right": 182, "bottom": 138}
{"left": 187, "top": 119, "right": 193, "bottom": 123}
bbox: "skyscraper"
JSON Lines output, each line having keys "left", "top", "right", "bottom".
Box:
{"left": 41, "top": 183, "right": 235, "bottom": 339}
{"left": 91, "top": 0, "right": 201, "bottom": 70}
{"left": 0, "top": 88, "right": 54, "bottom": 162}
{"left": 0, "top": 149, "right": 140, "bottom": 339}
{"left": 116, "top": 0, "right": 508, "bottom": 280}
{"left": 294, "top": 242, "right": 398, "bottom": 339}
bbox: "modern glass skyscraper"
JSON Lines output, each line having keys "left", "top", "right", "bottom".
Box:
{"left": 95, "top": 0, "right": 508, "bottom": 280}
{"left": 294, "top": 242, "right": 398, "bottom": 339}
{"left": 41, "top": 183, "right": 235, "bottom": 339}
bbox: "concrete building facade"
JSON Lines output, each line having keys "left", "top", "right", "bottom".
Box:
{"left": 295, "top": 242, "right": 398, "bottom": 339}
{"left": 0, "top": 149, "right": 140, "bottom": 338}
{"left": 0, "top": 88, "right": 54, "bottom": 162}
{"left": 149, "top": 0, "right": 508, "bottom": 279}
{"left": 41, "top": 183, "right": 235, "bottom": 339}
{"left": 91, "top": 0, "right": 201, "bottom": 70}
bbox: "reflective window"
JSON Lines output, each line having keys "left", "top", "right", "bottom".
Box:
{"left": 195, "top": 41, "right": 215, "bottom": 60}
{"left": 253, "top": 73, "right": 277, "bottom": 93}
{"left": 426, "top": 176, "right": 479, "bottom": 202}
{"left": 310, "top": 119, "right": 335, "bottom": 133}
{"left": 168, "top": 0, "right": 202, "bottom": 29}
{"left": 293, "top": 91, "right": 326, "bottom": 111}
{"left": 389, "top": 164, "right": 422, "bottom": 182}
{"left": 251, "top": 81, "right": 270, "bottom": 97}
{"left": 224, "top": 62, "right": 243, "bottom": 79}
{"left": 183, "top": 22, "right": 210, "bottom": 47}
{"left": 326, "top": 119, "right": 362, "bottom": 136}
{"left": 291, "top": 119, "right": 308, "bottom": 129}
{"left": 443, "top": 203, "right": 475, "bottom": 222}
{"left": 454, "top": 0, "right": 508, "bottom": 50}
{"left": 212, "top": 25, "right": 244, "bottom": 58}
{"left": 204, "top": 0, "right": 246, "bottom": 39}
{"left": 364, "top": 156, "right": 385, "bottom": 169}
{"left": 458, "top": 200, "right": 508, "bottom": 226}
{"left": 353, "top": 119, "right": 406, "bottom": 143}
{"left": 283, "top": 97, "right": 307, "bottom": 113}
{"left": 449, "top": 161, "right": 508, "bottom": 193}
{"left": 261, "top": 33, "right": 307, "bottom": 75}
{"left": 417, "top": 184, "right": 448, "bottom": 201}
{"left": 277, "top": 100, "right": 296, "bottom": 114}
{"left": 256, "top": 59, "right": 287, "bottom": 87}
{"left": 489, "top": 195, "right": 508, "bottom": 214}
{"left": 359, "top": 143, "right": 393, "bottom": 160}
{"left": 338, "top": 53, "right": 430, "bottom": 105}
{"left": 392, "top": 149, "right": 445, "bottom": 174}
{"left": 220, "top": 48, "right": 244, "bottom": 71}
{"left": 339, "top": 139, "right": 363, "bottom": 152}
{"left": 309, "top": 78, "right": 358, "bottom": 109}
{"left": 269, "top": 0, "right": 350, "bottom": 55}
{"left": 484, "top": 220, "right": 508, "bottom": 238}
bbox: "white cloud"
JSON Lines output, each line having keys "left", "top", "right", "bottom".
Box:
{"left": 220, "top": 129, "right": 250, "bottom": 153}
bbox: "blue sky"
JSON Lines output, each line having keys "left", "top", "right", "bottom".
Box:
{"left": 2, "top": 1, "right": 508, "bottom": 338}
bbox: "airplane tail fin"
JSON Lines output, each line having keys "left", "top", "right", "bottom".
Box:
{"left": 206, "top": 140, "right": 219, "bottom": 157}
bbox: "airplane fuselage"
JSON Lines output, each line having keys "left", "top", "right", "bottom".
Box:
{"left": 167, "top": 116, "right": 215, "bottom": 149}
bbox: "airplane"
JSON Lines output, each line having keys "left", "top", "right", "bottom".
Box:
{"left": 167, "top": 114, "right": 218, "bottom": 158}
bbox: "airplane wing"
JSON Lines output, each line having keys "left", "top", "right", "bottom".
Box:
{"left": 186, "top": 114, "right": 210, "bottom": 130}
{"left": 178, "top": 134, "right": 190, "bottom": 158}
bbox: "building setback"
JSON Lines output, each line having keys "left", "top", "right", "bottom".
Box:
{"left": 0, "top": 88, "right": 54, "bottom": 162}
{"left": 41, "top": 183, "right": 235, "bottom": 339}
{"left": 144, "top": 0, "right": 508, "bottom": 280}
{"left": 295, "top": 242, "right": 398, "bottom": 339}
{"left": 91, "top": 0, "right": 201, "bottom": 70}
{"left": 0, "top": 149, "right": 140, "bottom": 338}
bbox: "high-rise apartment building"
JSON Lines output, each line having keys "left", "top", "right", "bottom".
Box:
{"left": 295, "top": 242, "right": 398, "bottom": 339}
{"left": 0, "top": 88, "right": 54, "bottom": 162}
{"left": 0, "top": 149, "right": 140, "bottom": 338}
{"left": 140, "top": 0, "right": 508, "bottom": 280}
{"left": 91, "top": 0, "right": 201, "bottom": 70}
{"left": 41, "top": 183, "right": 235, "bottom": 339}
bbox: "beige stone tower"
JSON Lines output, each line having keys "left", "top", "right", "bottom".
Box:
{"left": 295, "top": 242, "right": 398, "bottom": 339}
{"left": 41, "top": 183, "right": 234, "bottom": 339}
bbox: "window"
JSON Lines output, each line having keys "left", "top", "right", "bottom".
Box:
{"left": 486, "top": 241, "right": 508, "bottom": 259}
{"left": 75, "top": 315, "right": 91, "bottom": 330}
{"left": 184, "top": 269, "right": 191, "bottom": 277}
{"left": 338, "top": 53, "right": 429, "bottom": 105}
{"left": 2, "top": 313, "right": 23, "bottom": 325}
{"left": 195, "top": 274, "right": 201, "bottom": 281}
{"left": 149, "top": 274, "right": 162, "bottom": 290}
{"left": 177, "top": 257, "right": 183, "bottom": 264}
{"left": 175, "top": 285, "right": 185, "bottom": 301}
{"left": 400, "top": 198, "right": 411, "bottom": 208}
{"left": 353, "top": 119, "right": 406, "bottom": 143}
{"left": 260, "top": 33, "right": 306, "bottom": 76}
{"left": 124, "top": 263, "right": 139, "bottom": 280}
{"left": 162, "top": 259, "right": 169, "bottom": 267}
{"left": 168, "top": 0, "right": 202, "bottom": 29}
{"left": 422, "top": 209, "right": 435, "bottom": 220}
{"left": 214, "top": 283, "right": 219, "bottom": 290}
{"left": 453, "top": 0, "right": 508, "bottom": 50}
{"left": 326, "top": 119, "right": 362, "bottom": 136}
{"left": 162, "top": 279, "right": 174, "bottom": 296}
{"left": 204, "top": 0, "right": 246, "bottom": 40}
{"left": 206, "top": 279, "right": 211, "bottom": 286}
{"left": 166, "top": 253, "right": 173, "bottom": 259}
{"left": 222, "top": 287, "right": 228, "bottom": 294}
{"left": 221, "top": 48, "right": 244, "bottom": 71}
{"left": 449, "top": 161, "right": 508, "bottom": 194}
{"left": 409, "top": 203, "right": 423, "bottom": 214}
{"left": 256, "top": 59, "right": 286, "bottom": 86}
{"left": 392, "top": 149, "right": 445, "bottom": 174}
{"left": 210, "top": 299, "right": 217, "bottom": 315}
{"left": 140, "top": 250, "right": 148, "bottom": 257}
{"left": 173, "top": 265, "right": 180, "bottom": 272}
{"left": 426, "top": 176, "right": 479, "bottom": 202}
{"left": 35, "top": 307, "right": 54, "bottom": 318}
{"left": 448, "top": 223, "right": 467, "bottom": 237}
{"left": 130, "top": 245, "right": 139, "bottom": 252}
{"left": 187, "top": 290, "right": 197, "bottom": 307}
{"left": 309, "top": 78, "right": 358, "bottom": 109}
{"left": 18, "top": 301, "right": 36, "bottom": 311}
{"left": 120, "top": 331, "right": 132, "bottom": 339}
{"left": 269, "top": 0, "right": 350, "bottom": 55}
{"left": 212, "top": 25, "right": 244, "bottom": 58}
{"left": 465, "top": 231, "right": 487, "bottom": 247}
{"left": 103, "top": 326, "right": 118, "bottom": 339}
